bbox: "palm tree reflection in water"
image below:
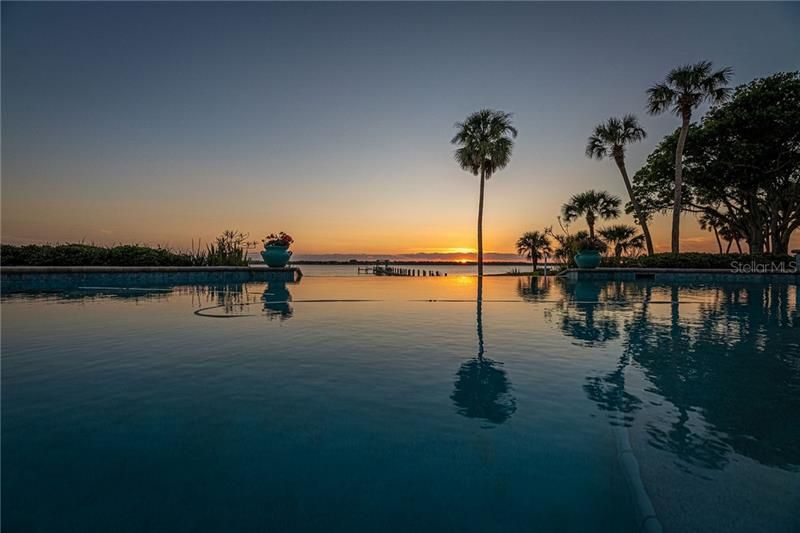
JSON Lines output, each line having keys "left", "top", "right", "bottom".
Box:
{"left": 544, "top": 280, "right": 621, "bottom": 346}
{"left": 451, "top": 277, "right": 516, "bottom": 425}
{"left": 537, "top": 279, "right": 800, "bottom": 471}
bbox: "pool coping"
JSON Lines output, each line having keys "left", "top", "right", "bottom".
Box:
{"left": 1, "top": 265, "right": 300, "bottom": 273}
{"left": 1, "top": 266, "right": 303, "bottom": 292}
{"left": 560, "top": 268, "right": 799, "bottom": 282}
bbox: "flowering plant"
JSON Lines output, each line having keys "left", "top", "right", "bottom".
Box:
{"left": 263, "top": 232, "right": 294, "bottom": 247}
{"left": 575, "top": 236, "right": 607, "bottom": 252}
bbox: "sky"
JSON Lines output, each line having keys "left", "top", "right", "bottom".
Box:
{"left": 2, "top": 2, "right": 799, "bottom": 260}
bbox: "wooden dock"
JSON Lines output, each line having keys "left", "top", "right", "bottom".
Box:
{"left": 357, "top": 265, "right": 446, "bottom": 277}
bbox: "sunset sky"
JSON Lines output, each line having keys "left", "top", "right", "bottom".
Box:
{"left": 2, "top": 2, "right": 799, "bottom": 260}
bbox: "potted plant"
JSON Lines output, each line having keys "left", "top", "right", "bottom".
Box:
{"left": 573, "top": 237, "right": 607, "bottom": 269}
{"left": 261, "top": 232, "right": 294, "bottom": 268}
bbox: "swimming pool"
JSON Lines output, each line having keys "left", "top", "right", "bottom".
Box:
{"left": 2, "top": 276, "right": 798, "bottom": 532}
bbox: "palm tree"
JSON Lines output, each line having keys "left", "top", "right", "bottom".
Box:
{"left": 647, "top": 60, "right": 733, "bottom": 254}
{"left": 516, "top": 231, "right": 552, "bottom": 272}
{"left": 698, "top": 212, "right": 724, "bottom": 254}
{"left": 599, "top": 224, "right": 645, "bottom": 263}
{"left": 561, "top": 190, "right": 621, "bottom": 240}
{"left": 718, "top": 224, "right": 743, "bottom": 254}
{"left": 451, "top": 109, "right": 518, "bottom": 276}
{"left": 586, "top": 114, "right": 654, "bottom": 255}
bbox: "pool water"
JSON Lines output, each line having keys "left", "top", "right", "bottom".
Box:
{"left": 2, "top": 276, "right": 799, "bottom": 532}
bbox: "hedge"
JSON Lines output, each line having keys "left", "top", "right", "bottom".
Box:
{"left": 601, "top": 252, "right": 795, "bottom": 269}
{"left": 1, "top": 244, "right": 197, "bottom": 267}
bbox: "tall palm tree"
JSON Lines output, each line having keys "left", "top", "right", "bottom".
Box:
{"left": 516, "top": 231, "right": 552, "bottom": 272}
{"left": 561, "top": 190, "right": 621, "bottom": 239}
{"left": 599, "top": 224, "right": 645, "bottom": 263}
{"left": 647, "top": 60, "right": 733, "bottom": 254}
{"left": 451, "top": 109, "right": 518, "bottom": 276}
{"left": 586, "top": 114, "right": 654, "bottom": 255}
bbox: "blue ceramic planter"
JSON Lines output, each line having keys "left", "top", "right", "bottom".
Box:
{"left": 574, "top": 250, "right": 602, "bottom": 269}
{"left": 261, "top": 245, "right": 292, "bottom": 268}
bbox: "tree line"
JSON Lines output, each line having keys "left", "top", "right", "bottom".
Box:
{"left": 450, "top": 64, "right": 799, "bottom": 272}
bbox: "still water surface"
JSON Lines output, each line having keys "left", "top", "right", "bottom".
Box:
{"left": 2, "top": 276, "right": 798, "bottom": 532}
{"left": 290, "top": 263, "right": 530, "bottom": 276}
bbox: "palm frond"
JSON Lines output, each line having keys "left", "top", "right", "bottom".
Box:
{"left": 649, "top": 61, "right": 732, "bottom": 116}
{"left": 585, "top": 114, "right": 646, "bottom": 159}
{"left": 516, "top": 230, "right": 552, "bottom": 260}
{"left": 647, "top": 83, "right": 676, "bottom": 115}
{"left": 451, "top": 109, "right": 517, "bottom": 179}
{"left": 585, "top": 133, "right": 608, "bottom": 159}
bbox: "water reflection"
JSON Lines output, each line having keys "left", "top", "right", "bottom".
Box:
{"left": 190, "top": 284, "right": 252, "bottom": 315}
{"left": 262, "top": 280, "right": 293, "bottom": 320}
{"left": 2, "top": 287, "right": 174, "bottom": 303}
{"left": 630, "top": 283, "right": 800, "bottom": 470}
{"left": 540, "top": 280, "right": 800, "bottom": 471}
{"left": 190, "top": 280, "right": 298, "bottom": 320}
{"left": 451, "top": 277, "right": 516, "bottom": 425}
{"left": 516, "top": 275, "right": 551, "bottom": 302}
{"left": 550, "top": 281, "right": 622, "bottom": 346}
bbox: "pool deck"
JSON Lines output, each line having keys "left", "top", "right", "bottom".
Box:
{"left": 1, "top": 266, "right": 302, "bottom": 292}
{"left": 560, "top": 267, "right": 799, "bottom": 283}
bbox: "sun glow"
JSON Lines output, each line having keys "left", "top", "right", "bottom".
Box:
{"left": 440, "top": 247, "right": 476, "bottom": 255}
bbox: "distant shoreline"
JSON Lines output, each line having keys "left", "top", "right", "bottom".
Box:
{"left": 288, "top": 260, "right": 536, "bottom": 266}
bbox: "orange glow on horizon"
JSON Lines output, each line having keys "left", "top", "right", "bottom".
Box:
{"left": 436, "top": 247, "right": 476, "bottom": 255}
{"left": 2, "top": 195, "right": 798, "bottom": 255}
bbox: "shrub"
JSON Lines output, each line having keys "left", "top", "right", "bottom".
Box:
{"left": 0, "top": 231, "right": 259, "bottom": 267}
{"left": 0, "top": 243, "right": 196, "bottom": 266}
{"left": 205, "top": 230, "right": 252, "bottom": 266}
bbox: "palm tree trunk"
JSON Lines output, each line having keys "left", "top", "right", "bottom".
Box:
{"left": 477, "top": 169, "right": 486, "bottom": 277}
{"left": 530, "top": 255, "right": 535, "bottom": 273}
{"left": 476, "top": 276, "right": 484, "bottom": 359}
{"left": 713, "top": 225, "right": 722, "bottom": 254}
{"left": 586, "top": 212, "right": 596, "bottom": 239}
{"left": 769, "top": 213, "right": 782, "bottom": 254}
{"left": 614, "top": 155, "right": 654, "bottom": 255}
{"left": 672, "top": 112, "right": 691, "bottom": 254}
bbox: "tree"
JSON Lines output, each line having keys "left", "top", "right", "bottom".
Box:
{"left": 695, "top": 72, "right": 799, "bottom": 254}
{"left": 647, "top": 60, "right": 733, "bottom": 253}
{"left": 451, "top": 109, "right": 517, "bottom": 276}
{"left": 698, "top": 211, "right": 726, "bottom": 254}
{"left": 548, "top": 227, "right": 589, "bottom": 268}
{"left": 561, "top": 190, "right": 621, "bottom": 240}
{"left": 635, "top": 72, "right": 800, "bottom": 254}
{"left": 718, "top": 224, "right": 744, "bottom": 254}
{"left": 598, "top": 224, "right": 645, "bottom": 263}
{"left": 516, "top": 231, "right": 552, "bottom": 272}
{"left": 586, "top": 114, "right": 654, "bottom": 255}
